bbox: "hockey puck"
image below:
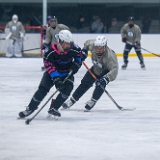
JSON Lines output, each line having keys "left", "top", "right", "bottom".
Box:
{"left": 25, "top": 119, "right": 30, "bottom": 125}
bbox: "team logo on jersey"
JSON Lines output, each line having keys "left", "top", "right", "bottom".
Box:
{"left": 11, "top": 26, "right": 17, "bottom": 31}
{"left": 93, "top": 60, "right": 102, "bottom": 68}
{"left": 127, "top": 32, "right": 133, "bottom": 37}
{"left": 44, "top": 47, "right": 48, "bottom": 53}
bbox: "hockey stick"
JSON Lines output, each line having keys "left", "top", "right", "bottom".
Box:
{"left": 126, "top": 41, "right": 160, "bottom": 57}
{"left": 25, "top": 70, "right": 73, "bottom": 125}
{"left": 0, "top": 36, "right": 28, "bottom": 42}
{"left": 82, "top": 61, "right": 136, "bottom": 111}
{"left": 0, "top": 38, "right": 6, "bottom": 40}
{"left": 21, "top": 47, "right": 41, "bottom": 52}
{"left": 6, "top": 32, "right": 12, "bottom": 40}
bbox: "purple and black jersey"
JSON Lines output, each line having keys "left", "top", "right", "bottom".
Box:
{"left": 43, "top": 43, "right": 82, "bottom": 78}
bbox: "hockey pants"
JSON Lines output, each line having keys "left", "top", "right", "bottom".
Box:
{"left": 72, "top": 68, "right": 107, "bottom": 102}
{"left": 123, "top": 43, "right": 144, "bottom": 64}
{"left": 28, "top": 71, "right": 74, "bottom": 110}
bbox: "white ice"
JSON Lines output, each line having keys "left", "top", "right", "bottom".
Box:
{"left": 0, "top": 57, "right": 160, "bottom": 160}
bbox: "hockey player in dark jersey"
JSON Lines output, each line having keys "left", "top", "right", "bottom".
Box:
{"left": 18, "top": 30, "right": 87, "bottom": 118}
{"left": 41, "top": 16, "right": 70, "bottom": 71}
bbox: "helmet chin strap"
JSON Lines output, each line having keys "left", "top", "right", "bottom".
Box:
{"left": 97, "top": 52, "right": 104, "bottom": 58}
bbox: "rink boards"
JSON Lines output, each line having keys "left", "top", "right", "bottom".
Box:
{"left": 0, "top": 33, "right": 160, "bottom": 57}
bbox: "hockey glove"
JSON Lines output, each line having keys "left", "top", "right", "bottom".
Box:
{"left": 53, "top": 77, "right": 64, "bottom": 90}
{"left": 42, "top": 26, "right": 47, "bottom": 35}
{"left": 95, "top": 77, "right": 109, "bottom": 87}
{"left": 41, "top": 43, "right": 48, "bottom": 50}
{"left": 134, "top": 41, "right": 140, "bottom": 48}
{"left": 81, "top": 48, "right": 88, "bottom": 61}
{"left": 122, "top": 37, "right": 127, "bottom": 43}
{"left": 70, "top": 61, "right": 81, "bottom": 75}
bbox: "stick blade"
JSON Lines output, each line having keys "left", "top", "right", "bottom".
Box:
{"left": 25, "top": 119, "right": 31, "bottom": 125}
{"left": 121, "top": 107, "right": 136, "bottom": 111}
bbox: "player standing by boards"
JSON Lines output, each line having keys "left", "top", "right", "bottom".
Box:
{"left": 18, "top": 30, "right": 87, "bottom": 119}
{"left": 62, "top": 35, "right": 118, "bottom": 111}
{"left": 5, "top": 14, "right": 25, "bottom": 58}
{"left": 121, "top": 16, "right": 145, "bottom": 69}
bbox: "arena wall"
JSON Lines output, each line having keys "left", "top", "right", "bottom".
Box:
{"left": 0, "top": 33, "right": 159, "bottom": 57}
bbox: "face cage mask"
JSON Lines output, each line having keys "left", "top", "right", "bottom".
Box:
{"left": 95, "top": 45, "right": 106, "bottom": 57}
{"left": 50, "top": 20, "right": 57, "bottom": 28}
{"left": 13, "top": 19, "right": 17, "bottom": 23}
{"left": 59, "top": 39, "right": 74, "bottom": 52}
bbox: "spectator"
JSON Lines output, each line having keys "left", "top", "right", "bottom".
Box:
{"left": 142, "top": 16, "right": 151, "bottom": 33}
{"left": 5, "top": 14, "right": 25, "bottom": 58}
{"left": 27, "top": 11, "right": 42, "bottom": 26}
{"left": 76, "top": 16, "right": 86, "bottom": 30}
{"left": 91, "top": 16, "right": 104, "bottom": 33}
{"left": 111, "top": 18, "right": 118, "bottom": 27}
{"left": 103, "top": 16, "right": 110, "bottom": 33}
{"left": 108, "top": 18, "right": 120, "bottom": 33}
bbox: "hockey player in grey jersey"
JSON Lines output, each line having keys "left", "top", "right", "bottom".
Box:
{"left": 5, "top": 14, "right": 25, "bottom": 58}
{"left": 42, "top": 16, "right": 69, "bottom": 49}
{"left": 121, "top": 16, "right": 145, "bottom": 69}
{"left": 62, "top": 35, "right": 118, "bottom": 111}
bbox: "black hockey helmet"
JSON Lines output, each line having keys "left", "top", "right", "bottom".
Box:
{"left": 50, "top": 16, "right": 57, "bottom": 27}
{"left": 50, "top": 16, "right": 57, "bottom": 21}
{"left": 128, "top": 16, "right": 135, "bottom": 22}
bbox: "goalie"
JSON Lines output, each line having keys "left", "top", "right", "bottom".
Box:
{"left": 5, "top": 14, "right": 25, "bottom": 58}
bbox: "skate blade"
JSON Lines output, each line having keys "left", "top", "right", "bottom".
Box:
{"left": 17, "top": 117, "right": 26, "bottom": 120}
{"left": 46, "top": 114, "right": 59, "bottom": 120}
{"left": 61, "top": 107, "right": 70, "bottom": 110}
{"left": 84, "top": 109, "right": 91, "bottom": 112}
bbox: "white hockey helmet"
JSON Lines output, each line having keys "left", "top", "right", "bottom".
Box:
{"left": 12, "top": 14, "right": 18, "bottom": 23}
{"left": 59, "top": 30, "right": 73, "bottom": 43}
{"left": 94, "top": 36, "right": 107, "bottom": 47}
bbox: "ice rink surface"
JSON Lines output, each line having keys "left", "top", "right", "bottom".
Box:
{"left": 0, "top": 57, "right": 160, "bottom": 160}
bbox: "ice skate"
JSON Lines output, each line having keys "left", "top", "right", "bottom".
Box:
{"left": 18, "top": 106, "right": 36, "bottom": 118}
{"left": 121, "top": 63, "right": 127, "bottom": 70}
{"left": 141, "top": 63, "right": 145, "bottom": 70}
{"left": 84, "top": 98, "right": 97, "bottom": 111}
{"left": 14, "top": 52, "right": 22, "bottom": 58}
{"left": 47, "top": 108, "right": 61, "bottom": 120}
{"left": 6, "top": 52, "right": 14, "bottom": 58}
{"left": 61, "top": 97, "right": 76, "bottom": 110}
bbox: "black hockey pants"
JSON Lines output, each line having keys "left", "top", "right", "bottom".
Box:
{"left": 123, "top": 43, "right": 144, "bottom": 64}
{"left": 28, "top": 71, "right": 74, "bottom": 110}
{"left": 72, "top": 68, "right": 107, "bottom": 102}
